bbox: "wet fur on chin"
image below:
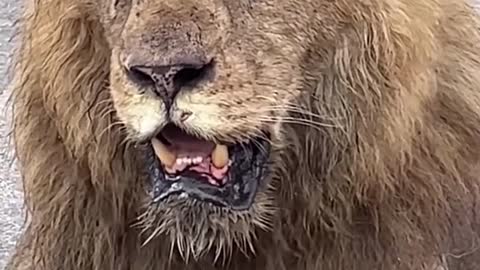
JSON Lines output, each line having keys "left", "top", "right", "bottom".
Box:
{"left": 6, "top": 0, "right": 480, "bottom": 270}
{"left": 135, "top": 191, "right": 276, "bottom": 262}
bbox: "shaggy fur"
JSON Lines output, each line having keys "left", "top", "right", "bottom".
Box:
{"left": 5, "top": 0, "right": 480, "bottom": 269}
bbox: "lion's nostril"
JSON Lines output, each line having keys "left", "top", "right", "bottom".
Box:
{"left": 126, "top": 66, "right": 159, "bottom": 86}
{"left": 173, "top": 60, "right": 214, "bottom": 89}
{"left": 125, "top": 58, "right": 215, "bottom": 105}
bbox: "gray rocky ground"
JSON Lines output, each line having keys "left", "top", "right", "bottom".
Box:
{"left": 0, "top": 0, "right": 478, "bottom": 269}
{"left": 0, "top": 0, "right": 22, "bottom": 269}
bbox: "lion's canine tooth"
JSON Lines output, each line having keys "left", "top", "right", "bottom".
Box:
{"left": 211, "top": 144, "right": 229, "bottom": 168}
{"left": 151, "top": 138, "right": 176, "bottom": 167}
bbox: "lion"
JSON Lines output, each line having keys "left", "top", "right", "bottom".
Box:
{"left": 5, "top": 0, "right": 480, "bottom": 269}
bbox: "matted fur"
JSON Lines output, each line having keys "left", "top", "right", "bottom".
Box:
{"left": 5, "top": 0, "right": 480, "bottom": 269}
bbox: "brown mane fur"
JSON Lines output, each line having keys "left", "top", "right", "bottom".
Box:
{"left": 5, "top": 0, "right": 480, "bottom": 269}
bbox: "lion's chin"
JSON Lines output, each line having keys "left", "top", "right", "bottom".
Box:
{"left": 136, "top": 192, "right": 276, "bottom": 261}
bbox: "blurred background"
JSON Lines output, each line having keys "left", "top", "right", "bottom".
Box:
{"left": 0, "top": 0, "right": 22, "bottom": 269}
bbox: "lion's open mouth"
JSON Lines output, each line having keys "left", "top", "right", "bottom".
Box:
{"left": 147, "top": 124, "right": 271, "bottom": 211}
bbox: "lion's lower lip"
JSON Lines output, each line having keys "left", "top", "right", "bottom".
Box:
{"left": 146, "top": 134, "right": 271, "bottom": 210}
{"left": 150, "top": 171, "right": 260, "bottom": 210}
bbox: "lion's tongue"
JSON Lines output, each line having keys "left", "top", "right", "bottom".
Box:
{"left": 151, "top": 125, "right": 230, "bottom": 184}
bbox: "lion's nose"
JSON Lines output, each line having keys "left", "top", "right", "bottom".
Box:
{"left": 125, "top": 55, "right": 214, "bottom": 106}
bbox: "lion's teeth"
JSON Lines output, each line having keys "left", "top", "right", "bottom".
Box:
{"left": 174, "top": 156, "right": 203, "bottom": 165}
{"left": 151, "top": 138, "right": 176, "bottom": 167}
{"left": 208, "top": 178, "right": 220, "bottom": 186}
{"left": 211, "top": 144, "right": 229, "bottom": 168}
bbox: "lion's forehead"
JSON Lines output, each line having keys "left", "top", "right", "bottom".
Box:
{"left": 107, "top": 0, "right": 315, "bottom": 46}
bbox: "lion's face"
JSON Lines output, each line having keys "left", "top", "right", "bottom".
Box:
{"left": 100, "top": 0, "right": 317, "bottom": 258}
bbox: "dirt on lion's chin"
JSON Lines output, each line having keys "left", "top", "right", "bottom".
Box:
{"left": 6, "top": 0, "right": 480, "bottom": 270}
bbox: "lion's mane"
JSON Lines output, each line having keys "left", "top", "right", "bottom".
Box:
{"left": 6, "top": 0, "right": 480, "bottom": 269}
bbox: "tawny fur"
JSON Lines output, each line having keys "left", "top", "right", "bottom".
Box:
{"left": 5, "top": 0, "right": 480, "bottom": 269}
